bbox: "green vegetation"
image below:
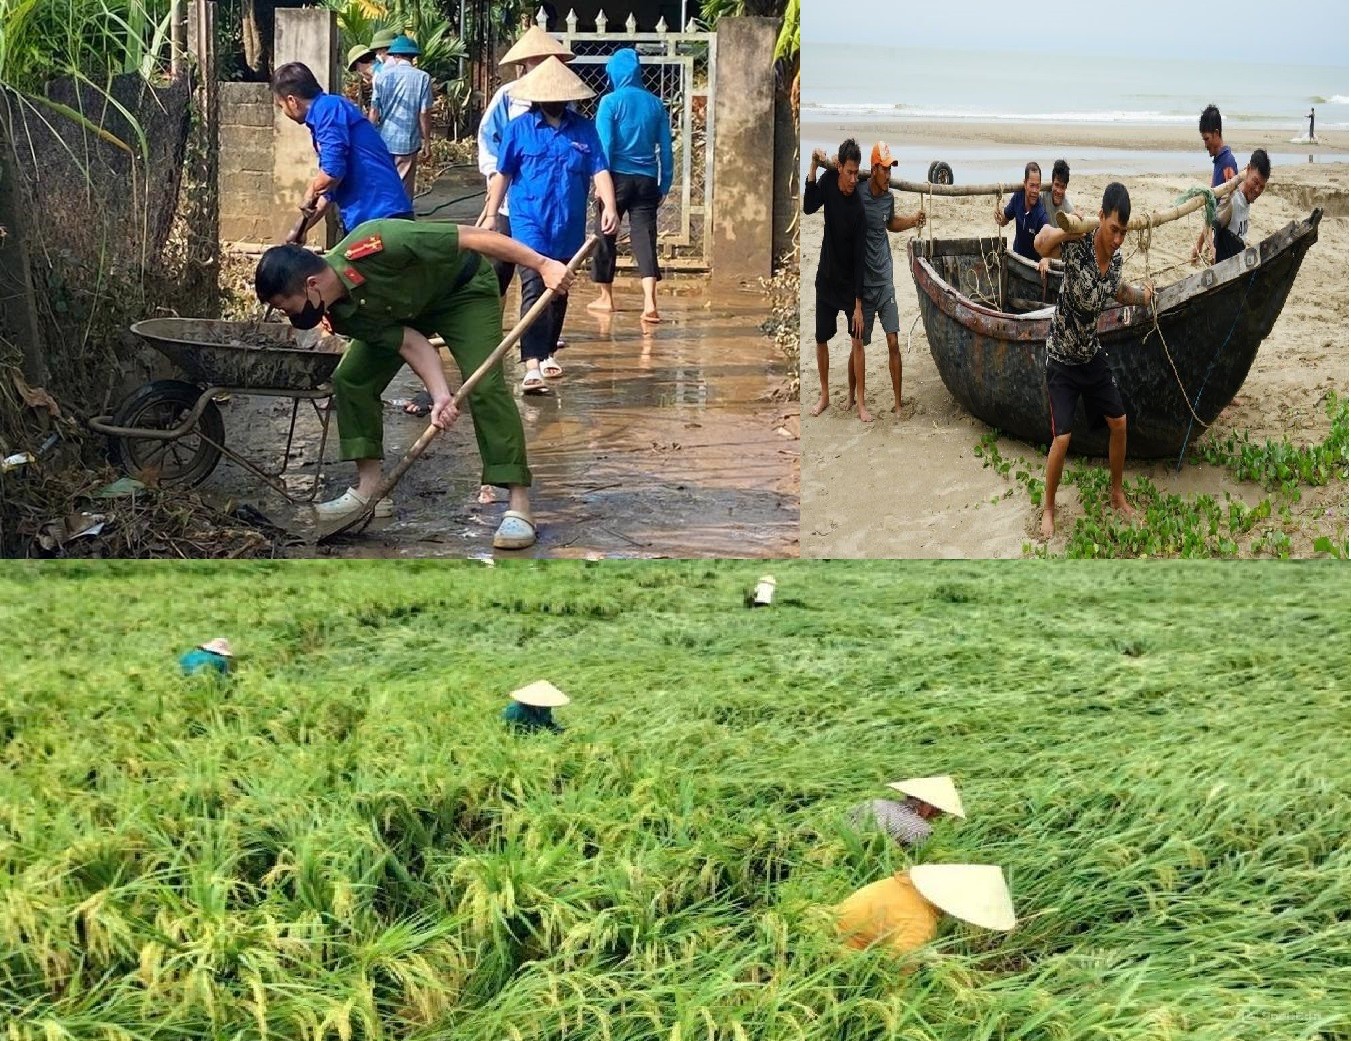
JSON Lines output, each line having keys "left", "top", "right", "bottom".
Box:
{"left": 2, "top": 561, "right": 1348, "bottom": 1039}
{"left": 974, "top": 428, "right": 1347, "bottom": 559}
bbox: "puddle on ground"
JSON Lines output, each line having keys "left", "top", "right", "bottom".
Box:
{"left": 203, "top": 283, "right": 799, "bottom": 558}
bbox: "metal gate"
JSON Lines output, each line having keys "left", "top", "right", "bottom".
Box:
{"left": 552, "top": 16, "right": 716, "bottom": 272}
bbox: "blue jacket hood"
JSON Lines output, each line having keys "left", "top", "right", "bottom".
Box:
{"left": 606, "top": 49, "right": 641, "bottom": 90}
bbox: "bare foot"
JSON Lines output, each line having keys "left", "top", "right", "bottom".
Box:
{"left": 586, "top": 296, "right": 614, "bottom": 313}
{"left": 891, "top": 399, "right": 904, "bottom": 415}
{"left": 478, "top": 485, "right": 497, "bottom": 504}
{"left": 641, "top": 311, "right": 662, "bottom": 323}
{"left": 843, "top": 396, "right": 855, "bottom": 412}
{"left": 857, "top": 405, "right": 875, "bottom": 423}
{"left": 810, "top": 394, "right": 830, "bottom": 417}
{"left": 1111, "top": 497, "right": 1138, "bottom": 522}
{"left": 1039, "top": 508, "right": 1055, "bottom": 540}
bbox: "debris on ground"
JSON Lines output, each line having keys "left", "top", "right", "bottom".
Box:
{"left": 760, "top": 264, "right": 801, "bottom": 401}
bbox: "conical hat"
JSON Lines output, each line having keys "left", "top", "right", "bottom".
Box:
{"left": 198, "top": 637, "right": 234, "bottom": 657}
{"left": 499, "top": 25, "right": 575, "bottom": 67}
{"left": 885, "top": 775, "right": 966, "bottom": 818}
{"left": 910, "top": 865, "right": 1016, "bottom": 931}
{"left": 509, "top": 55, "right": 594, "bottom": 103}
{"left": 510, "top": 679, "right": 571, "bottom": 707}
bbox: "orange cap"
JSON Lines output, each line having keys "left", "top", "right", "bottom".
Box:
{"left": 871, "top": 141, "right": 897, "bottom": 169}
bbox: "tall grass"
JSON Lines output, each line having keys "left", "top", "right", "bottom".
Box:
{"left": 1, "top": 561, "right": 1348, "bottom": 1039}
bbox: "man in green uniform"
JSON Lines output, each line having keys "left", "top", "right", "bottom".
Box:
{"left": 254, "top": 218, "right": 573, "bottom": 549}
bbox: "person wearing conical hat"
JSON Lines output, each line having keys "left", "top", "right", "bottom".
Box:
{"left": 501, "top": 680, "right": 570, "bottom": 733}
{"left": 836, "top": 864, "right": 1015, "bottom": 958}
{"left": 179, "top": 637, "right": 233, "bottom": 677}
{"left": 485, "top": 56, "right": 617, "bottom": 395}
{"left": 475, "top": 27, "right": 578, "bottom": 299}
{"left": 848, "top": 775, "right": 966, "bottom": 849}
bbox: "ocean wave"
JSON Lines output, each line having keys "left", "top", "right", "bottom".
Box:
{"left": 1328, "top": 94, "right": 1349, "bottom": 105}
{"left": 803, "top": 103, "right": 1194, "bottom": 124}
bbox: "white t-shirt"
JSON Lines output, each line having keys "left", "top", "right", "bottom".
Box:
{"left": 1223, "top": 188, "right": 1251, "bottom": 239}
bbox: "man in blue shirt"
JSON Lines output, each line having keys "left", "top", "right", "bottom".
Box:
{"left": 485, "top": 56, "right": 617, "bottom": 394}
{"left": 588, "top": 48, "right": 674, "bottom": 323}
{"left": 995, "top": 161, "right": 1049, "bottom": 262}
{"left": 1191, "top": 104, "right": 1239, "bottom": 264}
{"left": 371, "top": 35, "right": 433, "bottom": 205}
{"left": 272, "top": 62, "right": 412, "bottom": 245}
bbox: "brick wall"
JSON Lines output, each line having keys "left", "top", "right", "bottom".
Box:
{"left": 218, "top": 83, "right": 275, "bottom": 244}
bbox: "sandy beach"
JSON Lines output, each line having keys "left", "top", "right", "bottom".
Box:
{"left": 799, "top": 125, "right": 1348, "bottom": 558}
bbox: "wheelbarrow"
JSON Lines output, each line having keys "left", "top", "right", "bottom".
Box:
{"left": 89, "top": 318, "right": 343, "bottom": 502}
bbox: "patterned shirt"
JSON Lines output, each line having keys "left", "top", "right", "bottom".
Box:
{"left": 1047, "top": 234, "right": 1123, "bottom": 365}
{"left": 849, "top": 799, "right": 933, "bottom": 847}
{"left": 372, "top": 59, "right": 433, "bottom": 156}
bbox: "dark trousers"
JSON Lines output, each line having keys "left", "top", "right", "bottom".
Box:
{"left": 491, "top": 213, "right": 516, "bottom": 297}
{"left": 1214, "top": 224, "right": 1245, "bottom": 263}
{"left": 519, "top": 263, "right": 569, "bottom": 364}
{"left": 591, "top": 172, "right": 662, "bottom": 283}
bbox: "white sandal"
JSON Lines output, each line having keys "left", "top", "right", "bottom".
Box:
{"left": 540, "top": 356, "right": 563, "bottom": 379}
{"left": 521, "top": 370, "right": 550, "bottom": 395}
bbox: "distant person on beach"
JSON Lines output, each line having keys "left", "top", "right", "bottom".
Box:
{"left": 1213, "top": 149, "right": 1270, "bottom": 262}
{"left": 1191, "top": 104, "right": 1239, "bottom": 264}
{"left": 1309, "top": 107, "right": 1315, "bottom": 141}
{"left": 1032, "top": 182, "right": 1156, "bottom": 541}
{"left": 995, "top": 161, "right": 1050, "bottom": 262}
{"left": 858, "top": 140, "right": 926, "bottom": 415}
{"left": 804, "top": 139, "right": 869, "bottom": 422}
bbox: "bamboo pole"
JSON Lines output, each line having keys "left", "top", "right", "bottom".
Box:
{"left": 1055, "top": 173, "right": 1242, "bottom": 235}
{"left": 815, "top": 154, "right": 1011, "bottom": 196}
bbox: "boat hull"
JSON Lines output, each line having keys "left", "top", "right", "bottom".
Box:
{"left": 908, "top": 211, "right": 1322, "bottom": 458}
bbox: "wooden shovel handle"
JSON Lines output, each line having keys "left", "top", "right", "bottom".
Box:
{"left": 370, "top": 236, "right": 599, "bottom": 503}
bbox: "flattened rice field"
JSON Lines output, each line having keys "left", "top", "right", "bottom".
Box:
{"left": 1, "top": 561, "right": 1348, "bottom": 1040}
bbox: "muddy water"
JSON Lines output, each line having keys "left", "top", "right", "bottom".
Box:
{"left": 207, "top": 283, "right": 799, "bottom": 559}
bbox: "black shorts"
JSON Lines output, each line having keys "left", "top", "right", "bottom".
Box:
{"left": 1214, "top": 224, "right": 1245, "bottom": 263}
{"left": 815, "top": 288, "right": 856, "bottom": 344}
{"left": 1046, "top": 352, "right": 1125, "bottom": 438}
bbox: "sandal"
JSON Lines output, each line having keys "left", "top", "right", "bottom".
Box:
{"left": 540, "top": 356, "right": 563, "bottom": 379}
{"left": 403, "top": 391, "right": 433, "bottom": 417}
{"left": 492, "top": 510, "right": 537, "bottom": 550}
{"left": 521, "top": 370, "right": 550, "bottom": 395}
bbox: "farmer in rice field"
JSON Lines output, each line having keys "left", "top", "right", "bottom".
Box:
{"left": 1031, "top": 182, "right": 1155, "bottom": 541}
{"left": 501, "top": 680, "right": 569, "bottom": 734}
{"left": 836, "top": 864, "right": 1016, "bottom": 957}
{"left": 849, "top": 775, "right": 965, "bottom": 849}
{"left": 805, "top": 139, "right": 869, "bottom": 421}
{"left": 857, "top": 141, "right": 926, "bottom": 415}
{"left": 253, "top": 219, "right": 574, "bottom": 548}
{"left": 271, "top": 62, "right": 413, "bottom": 247}
{"left": 179, "top": 638, "right": 233, "bottom": 677}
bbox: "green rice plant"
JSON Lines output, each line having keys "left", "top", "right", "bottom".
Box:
{"left": 0, "top": 561, "right": 1348, "bottom": 1039}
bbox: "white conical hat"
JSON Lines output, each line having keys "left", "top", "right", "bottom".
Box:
{"left": 885, "top": 775, "right": 965, "bottom": 818}
{"left": 510, "top": 680, "right": 571, "bottom": 707}
{"left": 198, "top": 637, "right": 234, "bottom": 657}
{"left": 499, "top": 25, "right": 575, "bottom": 66}
{"left": 509, "top": 55, "right": 595, "bottom": 103}
{"left": 910, "top": 864, "right": 1016, "bottom": 931}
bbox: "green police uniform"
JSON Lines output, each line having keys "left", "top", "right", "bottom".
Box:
{"left": 323, "top": 219, "right": 531, "bottom": 488}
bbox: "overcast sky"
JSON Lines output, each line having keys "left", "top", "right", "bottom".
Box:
{"left": 803, "top": 0, "right": 1350, "bottom": 68}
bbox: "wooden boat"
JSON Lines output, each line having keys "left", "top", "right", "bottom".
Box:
{"left": 907, "top": 209, "right": 1323, "bottom": 457}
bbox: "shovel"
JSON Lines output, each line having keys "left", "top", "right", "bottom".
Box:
{"left": 312, "top": 235, "right": 599, "bottom": 541}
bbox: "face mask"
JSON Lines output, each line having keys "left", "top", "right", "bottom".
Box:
{"left": 289, "top": 287, "right": 326, "bottom": 330}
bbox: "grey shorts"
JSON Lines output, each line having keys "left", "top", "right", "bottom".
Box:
{"left": 861, "top": 285, "right": 900, "bottom": 343}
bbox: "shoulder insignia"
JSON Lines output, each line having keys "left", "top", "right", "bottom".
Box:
{"left": 345, "top": 234, "right": 384, "bottom": 261}
{"left": 343, "top": 265, "right": 366, "bottom": 286}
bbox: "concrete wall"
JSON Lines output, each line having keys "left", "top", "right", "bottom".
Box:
{"left": 773, "top": 79, "right": 798, "bottom": 269}
{"left": 218, "top": 83, "right": 275, "bottom": 244}
{"left": 709, "top": 16, "right": 777, "bottom": 284}
{"left": 272, "top": 9, "right": 340, "bottom": 245}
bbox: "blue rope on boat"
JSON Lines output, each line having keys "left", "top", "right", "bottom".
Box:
{"left": 1174, "top": 268, "right": 1259, "bottom": 472}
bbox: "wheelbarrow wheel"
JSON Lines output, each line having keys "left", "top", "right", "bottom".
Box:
{"left": 111, "top": 380, "right": 225, "bottom": 488}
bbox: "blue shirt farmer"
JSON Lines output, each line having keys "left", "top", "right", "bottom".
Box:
{"left": 497, "top": 107, "right": 608, "bottom": 261}
{"left": 595, "top": 48, "right": 674, "bottom": 197}
{"left": 304, "top": 91, "right": 412, "bottom": 232}
{"left": 1003, "top": 189, "right": 1050, "bottom": 262}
